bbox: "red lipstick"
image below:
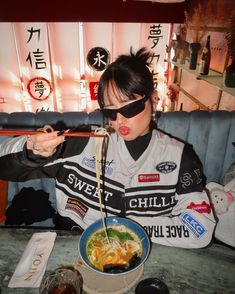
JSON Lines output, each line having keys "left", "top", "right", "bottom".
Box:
{"left": 119, "top": 126, "right": 130, "bottom": 136}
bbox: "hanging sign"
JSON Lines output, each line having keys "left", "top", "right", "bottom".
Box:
{"left": 27, "top": 77, "right": 53, "bottom": 101}
{"left": 14, "top": 23, "right": 54, "bottom": 111}
{"left": 87, "top": 47, "right": 110, "bottom": 71}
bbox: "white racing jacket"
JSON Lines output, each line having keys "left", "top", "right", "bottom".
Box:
{"left": 0, "top": 129, "right": 216, "bottom": 248}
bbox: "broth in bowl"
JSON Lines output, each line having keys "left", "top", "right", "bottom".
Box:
{"left": 79, "top": 217, "right": 151, "bottom": 276}
{"left": 86, "top": 225, "right": 142, "bottom": 272}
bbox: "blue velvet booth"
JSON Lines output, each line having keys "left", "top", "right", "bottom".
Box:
{"left": 0, "top": 110, "right": 234, "bottom": 227}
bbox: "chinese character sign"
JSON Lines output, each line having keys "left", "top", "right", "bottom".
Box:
{"left": 87, "top": 47, "right": 110, "bottom": 71}
{"left": 86, "top": 47, "right": 110, "bottom": 101}
{"left": 14, "top": 23, "right": 51, "bottom": 75}
{"left": 147, "top": 24, "right": 169, "bottom": 89}
{"left": 13, "top": 23, "right": 53, "bottom": 110}
{"left": 27, "top": 77, "right": 53, "bottom": 101}
{"left": 142, "top": 23, "right": 170, "bottom": 110}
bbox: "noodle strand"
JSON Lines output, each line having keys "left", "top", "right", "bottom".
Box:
{"left": 94, "top": 127, "right": 110, "bottom": 245}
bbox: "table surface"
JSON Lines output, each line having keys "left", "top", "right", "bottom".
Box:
{"left": 0, "top": 228, "right": 235, "bottom": 294}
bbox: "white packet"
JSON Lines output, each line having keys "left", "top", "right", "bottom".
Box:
{"left": 8, "top": 231, "right": 57, "bottom": 288}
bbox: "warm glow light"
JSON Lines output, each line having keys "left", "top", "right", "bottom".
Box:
{"left": 74, "top": 86, "right": 80, "bottom": 96}
{"left": 80, "top": 97, "right": 87, "bottom": 110}
{"left": 21, "top": 90, "right": 32, "bottom": 112}
{"left": 78, "top": 22, "right": 85, "bottom": 76}
{"left": 54, "top": 88, "right": 62, "bottom": 111}
{"left": 58, "top": 100, "right": 63, "bottom": 111}
{"left": 40, "top": 71, "right": 51, "bottom": 81}
{"left": 9, "top": 72, "right": 20, "bottom": 85}
{"left": 73, "top": 69, "right": 81, "bottom": 81}
{"left": 55, "top": 88, "right": 61, "bottom": 99}
{"left": 85, "top": 64, "right": 94, "bottom": 78}
{"left": 53, "top": 64, "right": 63, "bottom": 79}
{"left": 86, "top": 100, "right": 93, "bottom": 111}
{"left": 21, "top": 67, "right": 30, "bottom": 79}
{"left": 14, "top": 92, "right": 22, "bottom": 102}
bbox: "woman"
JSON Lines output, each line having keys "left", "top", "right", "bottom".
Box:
{"left": 0, "top": 48, "right": 215, "bottom": 248}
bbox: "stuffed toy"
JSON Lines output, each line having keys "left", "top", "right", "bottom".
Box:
{"left": 206, "top": 178, "right": 235, "bottom": 247}
{"left": 206, "top": 178, "right": 235, "bottom": 215}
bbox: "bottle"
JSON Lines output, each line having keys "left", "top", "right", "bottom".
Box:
{"left": 199, "top": 35, "right": 211, "bottom": 75}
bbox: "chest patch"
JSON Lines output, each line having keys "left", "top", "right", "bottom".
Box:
{"left": 138, "top": 174, "right": 160, "bottom": 182}
{"left": 156, "top": 161, "right": 177, "bottom": 174}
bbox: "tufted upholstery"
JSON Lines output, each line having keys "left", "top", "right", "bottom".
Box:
{"left": 0, "top": 110, "right": 105, "bottom": 130}
{"left": 156, "top": 110, "right": 235, "bottom": 184}
{"left": 0, "top": 110, "right": 234, "bottom": 227}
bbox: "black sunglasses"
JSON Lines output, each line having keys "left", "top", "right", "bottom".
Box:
{"left": 101, "top": 95, "right": 149, "bottom": 121}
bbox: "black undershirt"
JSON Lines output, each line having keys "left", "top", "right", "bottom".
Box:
{"left": 125, "top": 131, "right": 152, "bottom": 161}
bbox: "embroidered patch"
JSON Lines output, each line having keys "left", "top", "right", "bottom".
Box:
{"left": 65, "top": 198, "right": 88, "bottom": 219}
{"left": 138, "top": 174, "right": 160, "bottom": 182}
{"left": 82, "top": 156, "right": 113, "bottom": 175}
{"left": 156, "top": 161, "right": 177, "bottom": 174}
{"left": 180, "top": 213, "right": 206, "bottom": 239}
{"left": 187, "top": 201, "right": 211, "bottom": 214}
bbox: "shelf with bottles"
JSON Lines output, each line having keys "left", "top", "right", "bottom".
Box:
{"left": 171, "top": 61, "right": 235, "bottom": 97}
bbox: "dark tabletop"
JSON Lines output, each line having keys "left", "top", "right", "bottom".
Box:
{"left": 0, "top": 228, "right": 235, "bottom": 294}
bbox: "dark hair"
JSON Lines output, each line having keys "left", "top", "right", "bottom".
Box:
{"left": 97, "top": 47, "right": 154, "bottom": 108}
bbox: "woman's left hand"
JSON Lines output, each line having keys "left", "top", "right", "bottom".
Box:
{"left": 26, "top": 125, "right": 65, "bottom": 157}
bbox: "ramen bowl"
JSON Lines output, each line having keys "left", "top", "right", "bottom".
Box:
{"left": 78, "top": 216, "right": 151, "bottom": 276}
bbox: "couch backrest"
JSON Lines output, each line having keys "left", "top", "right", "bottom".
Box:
{"left": 156, "top": 110, "right": 235, "bottom": 184}
{"left": 0, "top": 110, "right": 105, "bottom": 130}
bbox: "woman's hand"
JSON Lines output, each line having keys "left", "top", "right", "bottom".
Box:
{"left": 26, "top": 125, "right": 65, "bottom": 157}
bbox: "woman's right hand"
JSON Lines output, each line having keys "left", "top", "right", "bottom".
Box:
{"left": 26, "top": 125, "right": 65, "bottom": 157}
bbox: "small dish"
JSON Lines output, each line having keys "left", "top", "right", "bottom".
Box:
{"left": 135, "top": 277, "right": 170, "bottom": 294}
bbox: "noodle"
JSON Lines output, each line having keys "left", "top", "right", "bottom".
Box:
{"left": 94, "top": 127, "right": 110, "bottom": 244}
{"left": 93, "top": 128, "right": 142, "bottom": 272}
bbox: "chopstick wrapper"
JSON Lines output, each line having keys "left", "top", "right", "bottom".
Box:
{"left": 8, "top": 232, "right": 57, "bottom": 288}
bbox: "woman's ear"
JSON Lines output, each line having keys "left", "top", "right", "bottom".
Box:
{"left": 150, "top": 90, "right": 159, "bottom": 111}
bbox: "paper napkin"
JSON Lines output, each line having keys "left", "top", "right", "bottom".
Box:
{"left": 8, "top": 231, "right": 57, "bottom": 288}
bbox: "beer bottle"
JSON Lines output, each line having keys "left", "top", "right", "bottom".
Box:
{"left": 199, "top": 35, "right": 211, "bottom": 75}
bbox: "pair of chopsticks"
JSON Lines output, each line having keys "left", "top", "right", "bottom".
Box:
{"left": 0, "top": 129, "right": 108, "bottom": 138}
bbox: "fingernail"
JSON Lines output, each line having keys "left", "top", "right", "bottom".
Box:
{"left": 57, "top": 130, "right": 65, "bottom": 136}
{"left": 57, "top": 129, "right": 70, "bottom": 136}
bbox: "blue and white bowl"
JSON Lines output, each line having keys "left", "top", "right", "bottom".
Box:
{"left": 78, "top": 216, "right": 151, "bottom": 276}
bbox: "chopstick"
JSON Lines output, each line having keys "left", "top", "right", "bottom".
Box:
{"left": 0, "top": 129, "right": 108, "bottom": 138}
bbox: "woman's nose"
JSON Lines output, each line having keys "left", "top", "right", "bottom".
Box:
{"left": 116, "top": 112, "right": 125, "bottom": 123}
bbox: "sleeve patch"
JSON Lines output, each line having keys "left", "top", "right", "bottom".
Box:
{"left": 187, "top": 201, "right": 211, "bottom": 214}
{"left": 180, "top": 213, "right": 206, "bottom": 239}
